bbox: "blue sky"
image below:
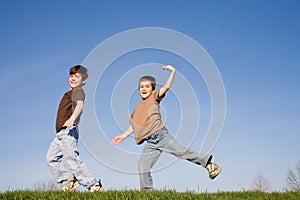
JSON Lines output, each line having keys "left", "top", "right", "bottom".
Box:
{"left": 0, "top": 0, "right": 299, "bottom": 192}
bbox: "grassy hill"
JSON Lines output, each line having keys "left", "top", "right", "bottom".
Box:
{"left": 1, "top": 190, "right": 300, "bottom": 200}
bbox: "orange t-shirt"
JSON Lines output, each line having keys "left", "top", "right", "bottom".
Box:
{"left": 130, "top": 90, "right": 165, "bottom": 144}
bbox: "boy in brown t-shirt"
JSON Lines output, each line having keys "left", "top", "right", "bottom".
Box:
{"left": 46, "top": 65, "right": 103, "bottom": 192}
{"left": 112, "top": 65, "right": 221, "bottom": 191}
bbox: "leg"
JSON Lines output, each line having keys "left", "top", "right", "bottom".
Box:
{"left": 159, "top": 128, "right": 221, "bottom": 179}
{"left": 138, "top": 141, "right": 162, "bottom": 191}
{"left": 158, "top": 128, "right": 211, "bottom": 167}
{"left": 58, "top": 127, "right": 97, "bottom": 188}
{"left": 46, "top": 136, "right": 72, "bottom": 184}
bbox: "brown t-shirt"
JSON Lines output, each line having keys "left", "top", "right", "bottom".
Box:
{"left": 130, "top": 90, "right": 165, "bottom": 144}
{"left": 55, "top": 87, "right": 85, "bottom": 132}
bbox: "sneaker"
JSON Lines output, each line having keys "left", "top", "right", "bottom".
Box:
{"left": 89, "top": 180, "right": 104, "bottom": 192}
{"left": 207, "top": 163, "right": 222, "bottom": 179}
{"left": 61, "top": 178, "right": 80, "bottom": 191}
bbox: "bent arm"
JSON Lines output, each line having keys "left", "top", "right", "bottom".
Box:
{"left": 112, "top": 126, "right": 133, "bottom": 145}
{"left": 63, "top": 100, "right": 84, "bottom": 128}
{"left": 158, "top": 65, "right": 176, "bottom": 98}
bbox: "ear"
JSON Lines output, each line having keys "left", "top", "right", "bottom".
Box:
{"left": 82, "top": 79, "right": 87, "bottom": 85}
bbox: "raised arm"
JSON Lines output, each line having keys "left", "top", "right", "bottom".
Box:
{"left": 158, "top": 65, "right": 176, "bottom": 98}
{"left": 112, "top": 126, "right": 133, "bottom": 145}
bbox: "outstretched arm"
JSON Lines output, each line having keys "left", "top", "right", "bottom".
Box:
{"left": 158, "top": 65, "right": 176, "bottom": 98}
{"left": 112, "top": 126, "right": 133, "bottom": 145}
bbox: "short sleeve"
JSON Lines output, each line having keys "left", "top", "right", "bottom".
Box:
{"left": 154, "top": 90, "right": 165, "bottom": 102}
{"left": 72, "top": 88, "right": 85, "bottom": 102}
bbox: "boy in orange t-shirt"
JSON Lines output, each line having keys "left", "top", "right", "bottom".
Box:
{"left": 112, "top": 65, "right": 221, "bottom": 191}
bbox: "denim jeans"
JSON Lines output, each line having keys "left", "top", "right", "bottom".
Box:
{"left": 138, "top": 127, "right": 211, "bottom": 191}
{"left": 46, "top": 126, "right": 97, "bottom": 188}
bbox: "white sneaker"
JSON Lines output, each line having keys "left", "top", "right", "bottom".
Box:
{"left": 61, "top": 179, "right": 80, "bottom": 191}
{"left": 89, "top": 180, "right": 104, "bottom": 192}
{"left": 207, "top": 163, "right": 222, "bottom": 179}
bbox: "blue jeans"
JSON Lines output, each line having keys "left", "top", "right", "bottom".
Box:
{"left": 46, "top": 126, "right": 97, "bottom": 188}
{"left": 138, "top": 127, "right": 211, "bottom": 191}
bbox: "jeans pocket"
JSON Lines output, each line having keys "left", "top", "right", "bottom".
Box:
{"left": 68, "top": 127, "right": 79, "bottom": 140}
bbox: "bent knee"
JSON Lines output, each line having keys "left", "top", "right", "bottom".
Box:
{"left": 45, "top": 154, "right": 55, "bottom": 166}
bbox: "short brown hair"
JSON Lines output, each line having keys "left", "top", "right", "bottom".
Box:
{"left": 139, "top": 75, "right": 156, "bottom": 90}
{"left": 70, "top": 65, "right": 88, "bottom": 81}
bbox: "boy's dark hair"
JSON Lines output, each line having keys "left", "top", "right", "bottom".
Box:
{"left": 70, "top": 65, "right": 88, "bottom": 81}
{"left": 139, "top": 76, "right": 156, "bottom": 90}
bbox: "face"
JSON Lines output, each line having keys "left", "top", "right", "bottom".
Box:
{"left": 69, "top": 73, "right": 86, "bottom": 88}
{"left": 139, "top": 80, "right": 153, "bottom": 99}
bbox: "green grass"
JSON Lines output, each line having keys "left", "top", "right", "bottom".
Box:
{"left": 0, "top": 190, "right": 300, "bottom": 200}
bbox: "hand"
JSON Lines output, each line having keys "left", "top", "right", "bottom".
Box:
{"left": 63, "top": 118, "right": 75, "bottom": 128}
{"left": 112, "top": 135, "right": 124, "bottom": 145}
{"left": 162, "top": 65, "right": 175, "bottom": 72}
